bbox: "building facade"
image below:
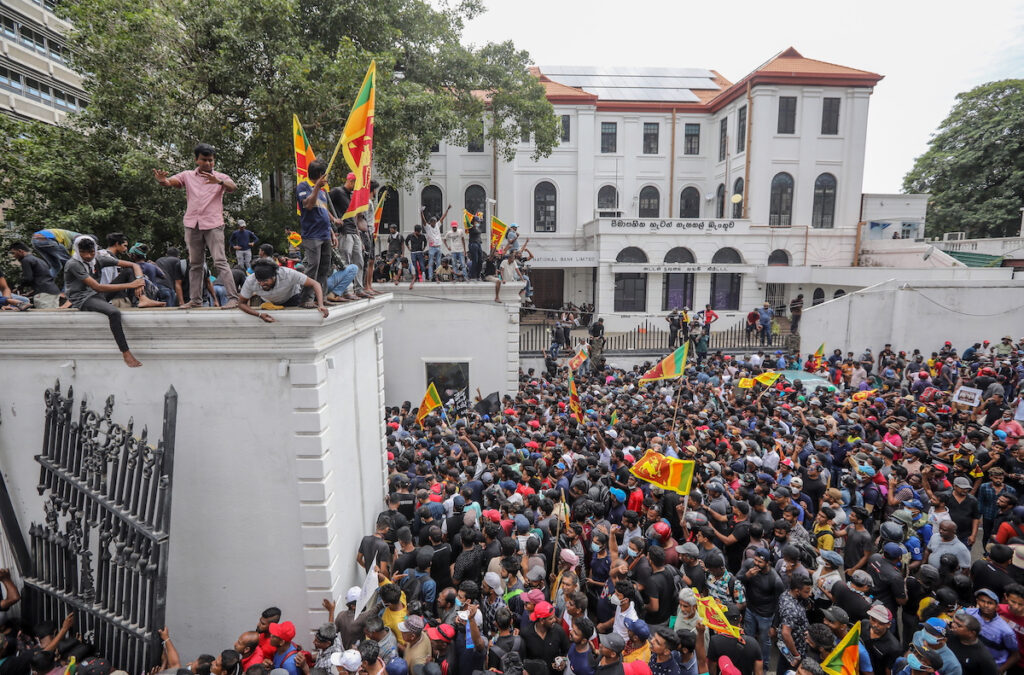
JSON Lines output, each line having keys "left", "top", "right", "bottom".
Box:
{"left": 0, "top": 0, "right": 86, "bottom": 123}
{"left": 382, "top": 48, "right": 923, "bottom": 330}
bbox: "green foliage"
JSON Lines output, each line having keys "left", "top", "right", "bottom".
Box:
{"left": 903, "top": 80, "right": 1024, "bottom": 238}
{"left": 0, "top": 0, "right": 557, "bottom": 252}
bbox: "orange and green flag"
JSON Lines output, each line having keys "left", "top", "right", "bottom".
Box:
{"left": 463, "top": 209, "right": 475, "bottom": 232}
{"left": 293, "top": 114, "right": 318, "bottom": 214}
{"left": 813, "top": 343, "right": 826, "bottom": 369}
{"left": 639, "top": 343, "right": 688, "bottom": 383}
{"left": 822, "top": 621, "right": 860, "bottom": 675}
{"left": 629, "top": 449, "right": 695, "bottom": 495}
{"left": 490, "top": 216, "right": 508, "bottom": 251}
{"left": 610, "top": 410, "right": 619, "bottom": 425}
{"left": 340, "top": 61, "right": 376, "bottom": 220}
{"left": 373, "top": 190, "right": 388, "bottom": 239}
{"left": 416, "top": 382, "right": 442, "bottom": 426}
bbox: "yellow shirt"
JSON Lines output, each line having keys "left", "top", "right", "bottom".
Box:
{"left": 812, "top": 523, "right": 835, "bottom": 551}
{"left": 623, "top": 641, "right": 651, "bottom": 663}
{"left": 382, "top": 586, "right": 408, "bottom": 647}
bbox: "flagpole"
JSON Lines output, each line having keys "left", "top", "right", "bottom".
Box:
{"left": 324, "top": 134, "right": 345, "bottom": 182}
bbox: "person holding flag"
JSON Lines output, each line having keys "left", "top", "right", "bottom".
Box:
{"left": 467, "top": 212, "right": 485, "bottom": 279}
{"left": 330, "top": 173, "right": 371, "bottom": 299}
{"left": 296, "top": 159, "right": 341, "bottom": 307}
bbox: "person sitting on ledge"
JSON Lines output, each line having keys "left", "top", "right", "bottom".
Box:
{"left": 237, "top": 259, "right": 329, "bottom": 323}
{"left": 64, "top": 236, "right": 144, "bottom": 368}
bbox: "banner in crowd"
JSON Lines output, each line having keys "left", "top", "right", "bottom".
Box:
{"left": 629, "top": 449, "right": 695, "bottom": 495}
{"left": 416, "top": 382, "right": 442, "bottom": 425}
{"left": 353, "top": 554, "right": 379, "bottom": 618}
{"left": 340, "top": 61, "right": 376, "bottom": 220}
{"left": 693, "top": 591, "right": 741, "bottom": 639}
{"left": 952, "top": 385, "right": 983, "bottom": 407}
{"left": 638, "top": 343, "right": 688, "bottom": 383}
{"left": 490, "top": 217, "right": 508, "bottom": 251}
{"left": 822, "top": 621, "right": 860, "bottom": 675}
{"left": 568, "top": 372, "right": 583, "bottom": 423}
{"left": 292, "top": 114, "right": 318, "bottom": 215}
{"left": 568, "top": 344, "right": 589, "bottom": 370}
{"left": 451, "top": 388, "right": 470, "bottom": 415}
{"left": 754, "top": 371, "right": 781, "bottom": 386}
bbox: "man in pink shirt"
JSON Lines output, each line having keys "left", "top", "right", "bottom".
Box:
{"left": 153, "top": 143, "right": 239, "bottom": 308}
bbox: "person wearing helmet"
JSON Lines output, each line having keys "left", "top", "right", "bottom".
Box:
{"left": 891, "top": 509, "right": 925, "bottom": 573}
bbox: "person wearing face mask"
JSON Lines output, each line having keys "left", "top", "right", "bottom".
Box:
{"left": 598, "top": 580, "right": 639, "bottom": 641}
{"left": 624, "top": 537, "right": 652, "bottom": 591}
{"left": 587, "top": 530, "right": 614, "bottom": 611}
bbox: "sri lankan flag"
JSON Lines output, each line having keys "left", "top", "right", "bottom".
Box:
{"left": 610, "top": 410, "right": 619, "bottom": 425}
{"left": 293, "top": 114, "right": 318, "bottom": 214}
{"left": 638, "top": 343, "right": 688, "bottom": 383}
{"left": 568, "top": 372, "right": 583, "bottom": 423}
{"left": 822, "top": 621, "right": 860, "bottom": 675}
{"left": 694, "top": 592, "right": 741, "bottom": 639}
{"left": 415, "top": 382, "right": 442, "bottom": 426}
{"left": 754, "top": 371, "right": 781, "bottom": 386}
{"left": 490, "top": 216, "right": 508, "bottom": 251}
{"left": 629, "top": 449, "right": 695, "bottom": 495}
{"left": 568, "top": 344, "right": 589, "bottom": 371}
{"left": 813, "top": 343, "right": 826, "bottom": 370}
{"left": 737, "top": 378, "right": 755, "bottom": 389}
{"left": 340, "top": 61, "right": 376, "bottom": 220}
{"left": 851, "top": 389, "right": 878, "bottom": 402}
{"left": 372, "top": 190, "right": 387, "bottom": 239}
{"left": 463, "top": 209, "right": 475, "bottom": 232}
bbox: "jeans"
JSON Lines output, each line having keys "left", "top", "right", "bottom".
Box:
{"left": 451, "top": 252, "right": 468, "bottom": 280}
{"left": 339, "top": 232, "right": 364, "bottom": 290}
{"left": 468, "top": 242, "right": 483, "bottom": 279}
{"left": 411, "top": 251, "right": 426, "bottom": 280}
{"left": 1, "top": 294, "right": 30, "bottom": 307}
{"left": 31, "top": 236, "right": 71, "bottom": 281}
{"left": 185, "top": 225, "right": 238, "bottom": 304}
{"left": 327, "top": 265, "right": 359, "bottom": 297}
{"left": 154, "top": 285, "right": 174, "bottom": 305}
{"left": 236, "top": 249, "right": 252, "bottom": 270}
{"left": 206, "top": 284, "right": 228, "bottom": 307}
{"left": 760, "top": 323, "right": 772, "bottom": 345}
{"left": 744, "top": 611, "right": 774, "bottom": 666}
{"left": 301, "top": 238, "right": 333, "bottom": 302}
{"left": 80, "top": 295, "right": 129, "bottom": 353}
{"left": 427, "top": 246, "right": 442, "bottom": 280}
{"left": 790, "top": 313, "right": 801, "bottom": 333}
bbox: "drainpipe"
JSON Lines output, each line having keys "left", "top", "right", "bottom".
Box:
{"left": 742, "top": 81, "right": 752, "bottom": 219}
{"left": 669, "top": 108, "right": 677, "bottom": 217}
{"left": 853, "top": 193, "right": 866, "bottom": 266}
{"left": 492, "top": 139, "right": 498, "bottom": 208}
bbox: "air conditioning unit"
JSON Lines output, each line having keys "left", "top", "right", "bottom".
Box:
{"left": 943, "top": 232, "right": 966, "bottom": 241}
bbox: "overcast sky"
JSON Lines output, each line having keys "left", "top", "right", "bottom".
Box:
{"left": 457, "top": 0, "right": 1024, "bottom": 193}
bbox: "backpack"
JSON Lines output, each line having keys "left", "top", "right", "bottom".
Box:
{"left": 400, "top": 570, "right": 426, "bottom": 604}
{"left": 794, "top": 541, "right": 820, "bottom": 570}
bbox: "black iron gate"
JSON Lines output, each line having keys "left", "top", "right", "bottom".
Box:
{"left": 22, "top": 381, "right": 178, "bottom": 675}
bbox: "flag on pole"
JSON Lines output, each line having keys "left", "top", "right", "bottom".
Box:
{"left": 851, "top": 389, "right": 878, "bottom": 402}
{"left": 813, "top": 343, "right": 826, "bottom": 370}
{"left": 340, "top": 61, "right": 376, "bottom": 220}
{"left": 415, "top": 382, "right": 442, "bottom": 426}
{"left": 293, "top": 114, "right": 318, "bottom": 215}
{"left": 693, "top": 592, "right": 742, "bottom": 639}
{"left": 610, "top": 410, "right": 619, "bottom": 425}
{"left": 490, "top": 216, "right": 508, "bottom": 251}
{"left": 629, "top": 449, "right": 696, "bottom": 494}
{"left": 463, "top": 209, "right": 475, "bottom": 232}
{"left": 821, "top": 621, "right": 861, "bottom": 675}
{"left": 638, "top": 344, "right": 688, "bottom": 383}
{"left": 373, "top": 190, "right": 387, "bottom": 239}
{"left": 737, "top": 378, "right": 755, "bottom": 389}
{"left": 754, "top": 371, "right": 781, "bottom": 386}
{"left": 568, "top": 344, "right": 589, "bottom": 370}
{"left": 568, "top": 372, "right": 583, "bottom": 423}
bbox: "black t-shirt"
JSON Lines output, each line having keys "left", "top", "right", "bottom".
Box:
{"left": 405, "top": 233, "right": 426, "bottom": 253}
{"left": 970, "top": 559, "right": 1016, "bottom": 599}
{"left": 645, "top": 569, "right": 677, "bottom": 625}
{"left": 387, "top": 233, "right": 403, "bottom": 255}
{"left": 943, "top": 492, "right": 980, "bottom": 539}
{"left": 860, "top": 620, "right": 901, "bottom": 675}
{"left": 329, "top": 187, "right": 357, "bottom": 234}
{"left": 844, "top": 528, "right": 874, "bottom": 569}
{"left": 155, "top": 256, "right": 184, "bottom": 290}
{"left": 831, "top": 582, "right": 872, "bottom": 622}
{"left": 947, "top": 634, "right": 998, "bottom": 675}
{"left": 521, "top": 622, "right": 569, "bottom": 675}
{"left": 982, "top": 401, "right": 1009, "bottom": 427}
{"left": 19, "top": 254, "right": 60, "bottom": 295}
{"left": 468, "top": 225, "right": 483, "bottom": 244}
{"left": 800, "top": 473, "right": 827, "bottom": 511}
{"left": 682, "top": 562, "right": 707, "bottom": 595}
{"left": 866, "top": 555, "right": 906, "bottom": 614}
{"left": 738, "top": 562, "right": 784, "bottom": 617}
{"left": 724, "top": 521, "right": 751, "bottom": 574}
{"left": 708, "top": 633, "right": 763, "bottom": 672}
{"left": 357, "top": 534, "right": 392, "bottom": 572}
{"left": 431, "top": 542, "right": 454, "bottom": 588}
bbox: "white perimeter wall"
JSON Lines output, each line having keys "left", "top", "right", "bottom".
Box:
{"left": 380, "top": 283, "right": 522, "bottom": 405}
{"left": 799, "top": 279, "right": 1024, "bottom": 355}
{"left": 0, "top": 300, "right": 388, "bottom": 660}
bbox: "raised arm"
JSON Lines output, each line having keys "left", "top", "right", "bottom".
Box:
{"left": 153, "top": 169, "right": 182, "bottom": 188}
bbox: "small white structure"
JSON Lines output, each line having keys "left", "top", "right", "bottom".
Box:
{"left": 379, "top": 282, "right": 523, "bottom": 405}
{"left": 0, "top": 301, "right": 388, "bottom": 660}
{"left": 860, "top": 193, "right": 930, "bottom": 241}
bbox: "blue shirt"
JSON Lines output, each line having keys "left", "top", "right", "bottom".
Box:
{"left": 965, "top": 607, "right": 1018, "bottom": 665}
{"left": 296, "top": 180, "right": 333, "bottom": 240}
{"left": 272, "top": 647, "right": 300, "bottom": 675}
{"left": 229, "top": 228, "right": 259, "bottom": 250}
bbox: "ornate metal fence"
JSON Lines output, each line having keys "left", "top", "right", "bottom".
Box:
{"left": 23, "top": 381, "right": 178, "bottom": 675}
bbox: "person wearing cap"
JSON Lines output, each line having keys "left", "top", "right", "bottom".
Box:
{"left": 677, "top": 542, "right": 707, "bottom": 595}
{"left": 331, "top": 648, "right": 363, "bottom": 675}
{"left": 621, "top": 617, "right": 651, "bottom": 663}
{"left": 927, "top": 520, "right": 972, "bottom": 570}
{"left": 267, "top": 621, "right": 301, "bottom": 675}
{"left": 442, "top": 220, "right": 469, "bottom": 281}
{"left": 312, "top": 622, "right": 343, "bottom": 670}
{"left": 862, "top": 604, "right": 901, "bottom": 675}
{"left": 911, "top": 617, "right": 961, "bottom": 675}
{"left": 596, "top": 632, "right": 627, "bottom": 675}
{"left": 327, "top": 586, "right": 367, "bottom": 649}
{"left": 964, "top": 589, "right": 1020, "bottom": 670}
{"left": 738, "top": 547, "right": 784, "bottom": 665}
{"left": 947, "top": 612, "right": 998, "bottom": 675}
{"left": 229, "top": 219, "right": 259, "bottom": 270}
{"left": 399, "top": 615, "right": 431, "bottom": 670}
{"left": 970, "top": 544, "right": 1017, "bottom": 600}
{"left": 521, "top": 600, "right": 569, "bottom": 675}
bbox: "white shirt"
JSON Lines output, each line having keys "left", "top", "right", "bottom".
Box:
{"left": 612, "top": 603, "right": 638, "bottom": 640}
{"left": 424, "top": 223, "right": 442, "bottom": 247}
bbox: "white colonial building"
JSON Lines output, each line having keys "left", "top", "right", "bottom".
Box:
{"left": 380, "top": 48, "right": 989, "bottom": 331}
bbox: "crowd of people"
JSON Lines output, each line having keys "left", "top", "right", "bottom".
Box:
{"left": 4, "top": 330, "right": 1024, "bottom": 675}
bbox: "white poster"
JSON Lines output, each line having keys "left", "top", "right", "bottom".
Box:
{"left": 952, "top": 386, "right": 983, "bottom": 408}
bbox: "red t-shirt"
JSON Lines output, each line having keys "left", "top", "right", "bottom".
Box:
{"left": 998, "top": 604, "right": 1024, "bottom": 658}
{"left": 242, "top": 646, "right": 267, "bottom": 671}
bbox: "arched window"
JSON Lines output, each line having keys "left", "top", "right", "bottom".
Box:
{"left": 663, "top": 247, "right": 695, "bottom": 310}
{"left": 679, "top": 187, "right": 700, "bottom": 218}
{"left": 380, "top": 186, "right": 400, "bottom": 231}
{"left": 710, "top": 247, "right": 742, "bottom": 310}
{"left": 639, "top": 186, "right": 660, "bottom": 218}
{"left": 732, "top": 178, "right": 744, "bottom": 218}
{"left": 812, "top": 173, "right": 837, "bottom": 229}
{"left": 614, "top": 247, "right": 648, "bottom": 312}
{"left": 833, "top": 289, "right": 846, "bottom": 299}
{"left": 812, "top": 288, "right": 825, "bottom": 305}
{"left": 534, "top": 181, "right": 557, "bottom": 232}
{"left": 769, "top": 172, "right": 794, "bottom": 227}
{"left": 715, "top": 184, "right": 726, "bottom": 218}
{"left": 464, "top": 185, "right": 486, "bottom": 220}
{"left": 711, "top": 247, "right": 743, "bottom": 264}
{"left": 598, "top": 185, "right": 619, "bottom": 216}
{"left": 767, "top": 249, "right": 790, "bottom": 266}
{"left": 616, "top": 247, "right": 648, "bottom": 263}
{"left": 421, "top": 185, "right": 443, "bottom": 220}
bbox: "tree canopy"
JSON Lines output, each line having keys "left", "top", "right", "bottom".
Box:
{"left": 903, "top": 79, "right": 1024, "bottom": 239}
{"left": 0, "top": 0, "right": 559, "bottom": 254}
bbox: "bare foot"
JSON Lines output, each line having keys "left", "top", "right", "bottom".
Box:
{"left": 494, "top": 298, "right": 501, "bottom": 303}
{"left": 137, "top": 296, "right": 166, "bottom": 308}
{"left": 122, "top": 351, "right": 143, "bottom": 368}
{"left": 409, "top": 282, "right": 416, "bottom": 290}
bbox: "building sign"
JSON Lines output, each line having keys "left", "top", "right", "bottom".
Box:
{"left": 614, "top": 263, "right": 755, "bottom": 274}
{"left": 528, "top": 251, "right": 599, "bottom": 268}
{"left": 600, "top": 218, "right": 747, "bottom": 235}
